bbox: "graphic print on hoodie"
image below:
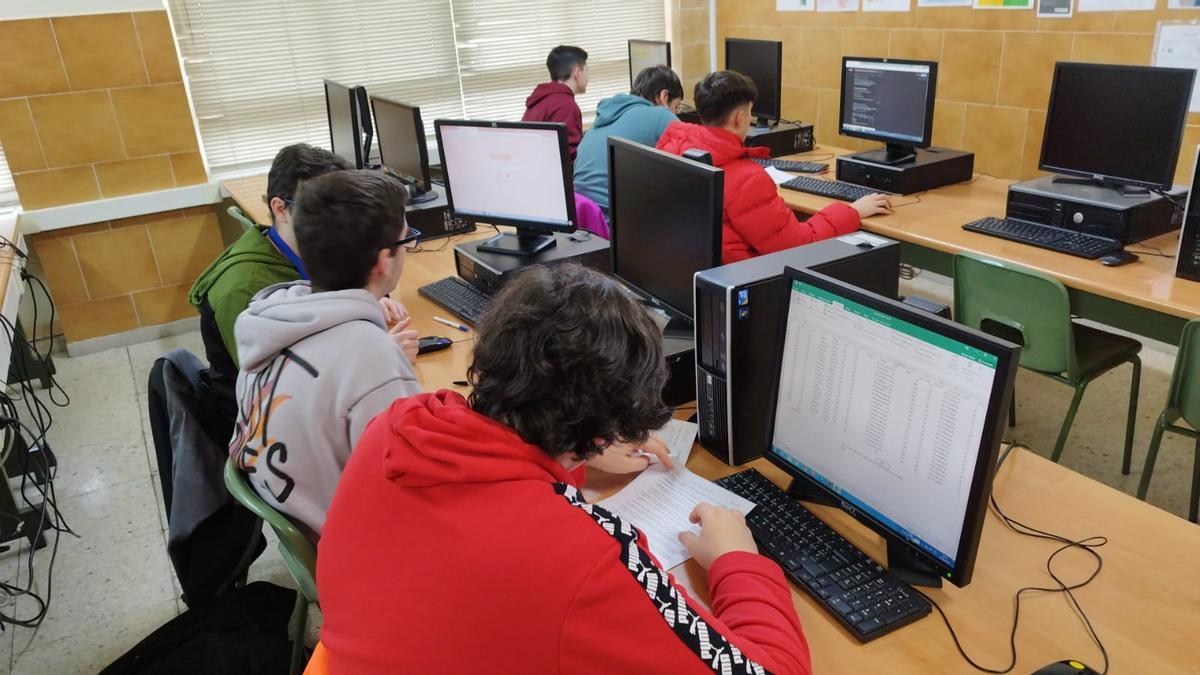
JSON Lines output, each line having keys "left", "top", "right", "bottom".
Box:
{"left": 228, "top": 281, "right": 420, "bottom": 540}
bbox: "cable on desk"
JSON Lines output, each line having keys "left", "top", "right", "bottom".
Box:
{"left": 1126, "top": 244, "right": 1174, "bottom": 259}
{"left": 917, "top": 442, "right": 1109, "bottom": 675}
{"left": 890, "top": 193, "right": 924, "bottom": 209}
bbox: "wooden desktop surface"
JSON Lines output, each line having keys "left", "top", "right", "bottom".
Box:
{"left": 778, "top": 145, "right": 1200, "bottom": 323}
{"left": 222, "top": 175, "right": 1200, "bottom": 672}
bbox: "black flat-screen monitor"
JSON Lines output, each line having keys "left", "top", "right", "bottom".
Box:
{"left": 766, "top": 268, "right": 1019, "bottom": 588}
{"left": 370, "top": 95, "right": 436, "bottom": 203}
{"left": 1039, "top": 62, "right": 1194, "bottom": 191}
{"left": 629, "top": 39, "right": 672, "bottom": 89}
{"left": 435, "top": 119, "right": 576, "bottom": 257}
{"left": 324, "top": 79, "right": 363, "bottom": 168}
{"left": 608, "top": 137, "right": 723, "bottom": 320}
{"left": 839, "top": 57, "right": 937, "bottom": 165}
{"left": 725, "top": 38, "right": 782, "bottom": 126}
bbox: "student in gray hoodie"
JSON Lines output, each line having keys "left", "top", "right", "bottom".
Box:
{"left": 229, "top": 170, "right": 421, "bottom": 540}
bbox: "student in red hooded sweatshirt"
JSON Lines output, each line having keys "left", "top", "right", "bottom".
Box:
{"left": 317, "top": 263, "right": 812, "bottom": 674}
{"left": 657, "top": 70, "right": 892, "bottom": 264}
{"left": 523, "top": 45, "right": 588, "bottom": 163}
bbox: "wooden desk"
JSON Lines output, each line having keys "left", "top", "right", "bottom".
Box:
{"left": 779, "top": 146, "right": 1200, "bottom": 345}
{"left": 221, "top": 174, "right": 1200, "bottom": 671}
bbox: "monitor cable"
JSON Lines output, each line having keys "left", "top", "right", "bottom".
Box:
{"left": 915, "top": 442, "right": 1109, "bottom": 675}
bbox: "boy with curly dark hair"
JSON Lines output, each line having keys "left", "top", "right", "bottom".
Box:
{"left": 317, "top": 263, "right": 812, "bottom": 674}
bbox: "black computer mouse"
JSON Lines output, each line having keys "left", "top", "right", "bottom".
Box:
{"left": 1033, "top": 660, "right": 1100, "bottom": 675}
{"left": 416, "top": 336, "right": 453, "bottom": 355}
{"left": 1099, "top": 250, "right": 1138, "bottom": 267}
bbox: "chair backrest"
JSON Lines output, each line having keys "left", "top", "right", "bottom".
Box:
{"left": 953, "top": 252, "right": 1076, "bottom": 376}
{"left": 223, "top": 458, "right": 319, "bottom": 605}
{"left": 227, "top": 205, "right": 257, "bottom": 231}
{"left": 1167, "top": 319, "right": 1200, "bottom": 429}
{"left": 573, "top": 192, "right": 610, "bottom": 239}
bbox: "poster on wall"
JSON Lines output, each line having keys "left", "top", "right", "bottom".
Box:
{"left": 818, "top": 0, "right": 861, "bottom": 10}
{"left": 916, "top": 0, "right": 973, "bottom": 7}
{"left": 974, "top": 0, "right": 1034, "bottom": 9}
{"left": 777, "top": 0, "right": 815, "bottom": 9}
{"left": 1155, "top": 22, "right": 1200, "bottom": 111}
{"left": 1037, "top": 0, "right": 1074, "bottom": 17}
{"left": 1078, "top": 0, "right": 1152, "bottom": 11}
{"left": 1169, "top": 0, "right": 1200, "bottom": 8}
{"left": 864, "top": 0, "right": 912, "bottom": 11}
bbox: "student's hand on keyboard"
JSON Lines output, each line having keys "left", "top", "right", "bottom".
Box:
{"left": 379, "top": 296, "right": 411, "bottom": 325}
{"left": 389, "top": 316, "right": 420, "bottom": 362}
{"left": 587, "top": 435, "right": 672, "bottom": 473}
{"left": 678, "top": 503, "right": 760, "bottom": 570}
{"left": 851, "top": 193, "right": 892, "bottom": 219}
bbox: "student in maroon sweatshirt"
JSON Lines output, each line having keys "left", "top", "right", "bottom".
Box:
{"left": 317, "top": 263, "right": 812, "bottom": 674}
{"left": 523, "top": 45, "right": 588, "bottom": 162}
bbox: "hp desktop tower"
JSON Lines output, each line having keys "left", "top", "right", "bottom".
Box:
{"left": 695, "top": 234, "right": 901, "bottom": 466}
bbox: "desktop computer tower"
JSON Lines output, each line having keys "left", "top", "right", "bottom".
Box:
{"left": 404, "top": 184, "right": 475, "bottom": 240}
{"left": 454, "top": 233, "right": 611, "bottom": 296}
{"left": 695, "top": 234, "right": 901, "bottom": 465}
{"left": 836, "top": 147, "right": 974, "bottom": 195}
{"left": 1006, "top": 175, "right": 1186, "bottom": 244}
{"left": 745, "top": 122, "right": 815, "bottom": 157}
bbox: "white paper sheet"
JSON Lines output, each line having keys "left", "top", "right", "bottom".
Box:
{"left": 1078, "top": 0, "right": 1151, "bottom": 11}
{"left": 764, "top": 166, "right": 795, "bottom": 185}
{"left": 598, "top": 466, "right": 757, "bottom": 570}
{"left": 863, "top": 0, "right": 911, "bottom": 11}
{"left": 1155, "top": 23, "right": 1200, "bottom": 111}
{"left": 643, "top": 418, "right": 698, "bottom": 466}
{"left": 916, "top": 0, "right": 971, "bottom": 7}
{"left": 777, "top": 0, "right": 815, "bottom": 9}
{"left": 818, "top": 0, "right": 861, "bottom": 12}
{"left": 1169, "top": 0, "right": 1200, "bottom": 8}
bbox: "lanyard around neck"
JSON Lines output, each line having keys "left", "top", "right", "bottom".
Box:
{"left": 266, "top": 227, "right": 308, "bottom": 281}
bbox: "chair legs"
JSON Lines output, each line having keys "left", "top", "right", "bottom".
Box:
{"left": 289, "top": 592, "right": 310, "bottom": 675}
{"left": 1122, "top": 356, "right": 1141, "bottom": 475}
{"left": 1137, "top": 414, "right": 1168, "bottom": 500}
{"left": 1051, "top": 382, "right": 1089, "bottom": 464}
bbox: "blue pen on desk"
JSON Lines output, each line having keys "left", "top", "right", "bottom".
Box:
{"left": 433, "top": 316, "right": 470, "bottom": 332}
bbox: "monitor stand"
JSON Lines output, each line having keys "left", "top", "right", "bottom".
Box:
{"left": 787, "top": 475, "right": 944, "bottom": 588}
{"left": 854, "top": 142, "right": 918, "bottom": 166}
{"left": 408, "top": 187, "right": 439, "bottom": 205}
{"left": 753, "top": 115, "right": 779, "bottom": 129}
{"left": 476, "top": 229, "right": 557, "bottom": 257}
{"left": 1051, "top": 175, "right": 1151, "bottom": 197}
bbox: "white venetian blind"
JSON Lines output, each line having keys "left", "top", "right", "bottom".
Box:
{"left": 0, "top": 151, "right": 15, "bottom": 205}
{"left": 450, "top": 0, "right": 666, "bottom": 122}
{"left": 168, "top": 0, "right": 464, "bottom": 175}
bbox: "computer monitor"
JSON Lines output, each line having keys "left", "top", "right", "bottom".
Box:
{"left": 1040, "top": 62, "right": 1194, "bottom": 193}
{"left": 629, "top": 39, "right": 672, "bottom": 89}
{"left": 608, "top": 137, "right": 723, "bottom": 321}
{"left": 839, "top": 57, "right": 937, "bottom": 166}
{"left": 725, "top": 38, "right": 782, "bottom": 127}
{"left": 766, "top": 268, "right": 1018, "bottom": 588}
{"left": 434, "top": 120, "right": 576, "bottom": 256}
{"left": 370, "top": 95, "right": 437, "bottom": 204}
{"left": 324, "top": 79, "right": 372, "bottom": 169}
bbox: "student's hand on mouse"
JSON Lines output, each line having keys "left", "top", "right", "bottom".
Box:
{"left": 388, "top": 316, "right": 420, "bottom": 362}
{"left": 379, "top": 296, "right": 410, "bottom": 325}
{"left": 678, "top": 503, "right": 759, "bottom": 570}
{"left": 585, "top": 435, "right": 672, "bottom": 473}
{"left": 851, "top": 193, "right": 892, "bottom": 219}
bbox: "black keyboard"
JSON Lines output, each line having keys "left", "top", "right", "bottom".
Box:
{"left": 418, "top": 276, "right": 490, "bottom": 325}
{"left": 716, "top": 469, "right": 931, "bottom": 642}
{"left": 780, "top": 175, "right": 875, "bottom": 202}
{"left": 962, "top": 217, "right": 1121, "bottom": 259}
{"left": 752, "top": 158, "right": 828, "bottom": 174}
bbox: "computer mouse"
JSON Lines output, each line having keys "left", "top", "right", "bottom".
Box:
{"left": 1099, "top": 250, "right": 1138, "bottom": 267}
{"left": 1032, "top": 660, "right": 1099, "bottom": 675}
{"left": 416, "top": 336, "right": 453, "bottom": 355}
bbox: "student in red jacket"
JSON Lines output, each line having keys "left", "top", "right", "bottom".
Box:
{"left": 318, "top": 263, "right": 812, "bottom": 674}
{"left": 523, "top": 45, "right": 588, "bottom": 162}
{"left": 657, "top": 70, "right": 892, "bottom": 263}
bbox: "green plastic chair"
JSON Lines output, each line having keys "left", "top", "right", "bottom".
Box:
{"left": 227, "top": 205, "right": 257, "bottom": 231}
{"left": 224, "top": 458, "right": 317, "bottom": 675}
{"left": 1137, "top": 319, "right": 1200, "bottom": 522}
{"left": 953, "top": 253, "right": 1141, "bottom": 472}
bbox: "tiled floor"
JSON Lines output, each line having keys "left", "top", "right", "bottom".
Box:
{"left": 0, "top": 272, "right": 1195, "bottom": 673}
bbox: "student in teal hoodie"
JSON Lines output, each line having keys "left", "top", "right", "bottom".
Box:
{"left": 573, "top": 66, "right": 684, "bottom": 215}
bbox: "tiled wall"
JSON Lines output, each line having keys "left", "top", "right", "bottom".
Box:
{"left": 0, "top": 11, "right": 207, "bottom": 210}
{"left": 29, "top": 206, "right": 224, "bottom": 342}
{"left": 672, "top": 0, "right": 713, "bottom": 102}
{"left": 715, "top": 0, "right": 1200, "bottom": 183}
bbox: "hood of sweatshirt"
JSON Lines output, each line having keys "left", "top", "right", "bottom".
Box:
{"left": 525, "top": 81, "right": 576, "bottom": 110}
{"left": 592, "top": 93, "right": 654, "bottom": 129}
{"left": 655, "top": 121, "right": 769, "bottom": 168}
{"left": 234, "top": 281, "right": 386, "bottom": 374}
{"left": 377, "top": 390, "right": 577, "bottom": 489}
{"left": 188, "top": 226, "right": 293, "bottom": 308}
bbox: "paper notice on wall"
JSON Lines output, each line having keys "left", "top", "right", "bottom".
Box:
{"left": 1037, "top": 0, "right": 1074, "bottom": 17}
{"left": 1155, "top": 22, "right": 1200, "bottom": 111}
{"left": 1077, "top": 0, "right": 1152, "bottom": 11}
{"left": 864, "top": 0, "right": 911, "bottom": 11}
{"left": 777, "top": 0, "right": 815, "bottom": 10}
{"left": 974, "top": 0, "right": 1033, "bottom": 10}
{"left": 1169, "top": 0, "right": 1200, "bottom": 8}
{"left": 917, "top": 0, "right": 972, "bottom": 7}
{"left": 818, "top": 0, "right": 861, "bottom": 12}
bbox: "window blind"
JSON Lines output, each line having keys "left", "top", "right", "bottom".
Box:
{"left": 168, "top": 0, "right": 464, "bottom": 175}
{"left": 0, "top": 151, "right": 15, "bottom": 205}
